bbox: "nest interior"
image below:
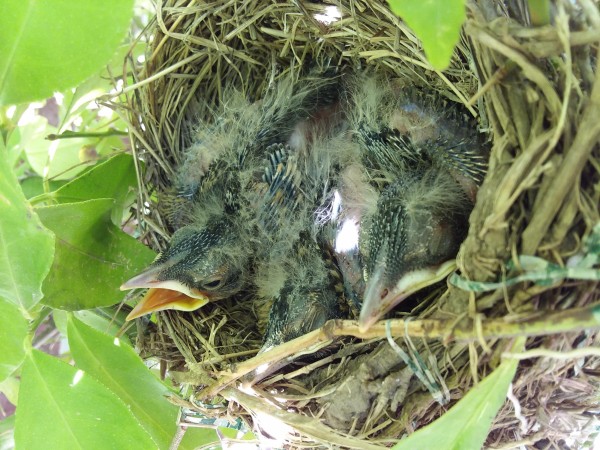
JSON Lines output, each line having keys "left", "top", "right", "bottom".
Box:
{"left": 121, "top": 0, "right": 600, "bottom": 447}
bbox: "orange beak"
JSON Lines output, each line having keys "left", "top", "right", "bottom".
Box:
{"left": 120, "top": 266, "right": 209, "bottom": 321}
{"left": 124, "top": 288, "right": 209, "bottom": 320}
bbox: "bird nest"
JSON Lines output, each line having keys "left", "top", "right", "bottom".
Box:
{"left": 120, "top": 0, "right": 600, "bottom": 447}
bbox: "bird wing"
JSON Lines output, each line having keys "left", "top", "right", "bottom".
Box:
{"left": 260, "top": 238, "right": 346, "bottom": 350}
{"left": 256, "top": 142, "right": 305, "bottom": 230}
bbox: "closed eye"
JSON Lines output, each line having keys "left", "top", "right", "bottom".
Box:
{"left": 202, "top": 278, "right": 223, "bottom": 289}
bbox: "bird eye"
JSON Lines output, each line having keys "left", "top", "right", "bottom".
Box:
{"left": 203, "top": 278, "right": 223, "bottom": 290}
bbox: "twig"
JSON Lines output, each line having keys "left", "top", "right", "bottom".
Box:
{"left": 197, "top": 302, "right": 600, "bottom": 398}
{"left": 503, "top": 347, "right": 600, "bottom": 360}
{"left": 46, "top": 130, "right": 128, "bottom": 140}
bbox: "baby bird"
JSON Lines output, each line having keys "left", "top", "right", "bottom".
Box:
{"left": 121, "top": 73, "right": 346, "bottom": 321}
{"left": 121, "top": 220, "right": 247, "bottom": 319}
{"left": 339, "top": 76, "right": 488, "bottom": 331}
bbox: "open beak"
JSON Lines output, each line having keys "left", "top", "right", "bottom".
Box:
{"left": 120, "top": 266, "right": 209, "bottom": 321}
{"left": 358, "top": 259, "right": 456, "bottom": 333}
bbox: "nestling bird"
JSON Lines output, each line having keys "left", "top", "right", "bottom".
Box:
{"left": 121, "top": 72, "right": 348, "bottom": 326}
{"left": 338, "top": 75, "right": 488, "bottom": 331}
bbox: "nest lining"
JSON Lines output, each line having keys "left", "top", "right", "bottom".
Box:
{"left": 117, "top": 0, "right": 600, "bottom": 447}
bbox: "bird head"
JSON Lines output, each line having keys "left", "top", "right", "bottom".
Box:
{"left": 358, "top": 171, "right": 468, "bottom": 332}
{"left": 121, "top": 221, "right": 249, "bottom": 320}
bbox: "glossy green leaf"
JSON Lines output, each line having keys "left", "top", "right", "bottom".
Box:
{"left": 0, "top": 149, "right": 54, "bottom": 311}
{"left": 49, "top": 153, "right": 136, "bottom": 206}
{"left": 388, "top": 0, "right": 465, "bottom": 70}
{"left": 0, "top": 299, "right": 29, "bottom": 382}
{"left": 37, "top": 199, "right": 155, "bottom": 310}
{"left": 0, "top": 0, "right": 135, "bottom": 105}
{"left": 14, "top": 350, "right": 156, "bottom": 450}
{"left": 393, "top": 347, "right": 521, "bottom": 450}
{"left": 68, "top": 317, "right": 216, "bottom": 449}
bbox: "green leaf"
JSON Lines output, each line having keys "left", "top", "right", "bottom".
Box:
{"left": 0, "top": 148, "right": 54, "bottom": 311}
{"left": 37, "top": 199, "right": 156, "bottom": 310}
{"left": 0, "top": 374, "right": 20, "bottom": 406}
{"left": 96, "top": 132, "right": 130, "bottom": 157}
{"left": 0, "top": 299, "right": 29, "bottom": 382}
{"left": 20, "top": 176, "right": 67, "bottom": 199}
{"left": 73, "top": 309, "right": 132, "bottom": 346}
{"left": 393, "top": 345, "right": 521, "bottom": 450}
{"left": 54, "top": 308, "right": 134, "bottom": 344}
{"left": 387, "top": 0, "right": 465, "bottom": 70}
{"left": 56, "top": 41, "right": 146, "bottom": 128}
{"left": 0, "top": 0, "right": 135, "bottom": 105}
{"left": 14, "top": 350, "right": 156, "bottom": 450}
{"left": 52, "top": 310, "right": 69, "bottom": 337}
{"left": 49, "top": 153, "right": 136, "bottom": 207}
{"left": 68, "top": 317, "right": 216, "bottom": 449}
